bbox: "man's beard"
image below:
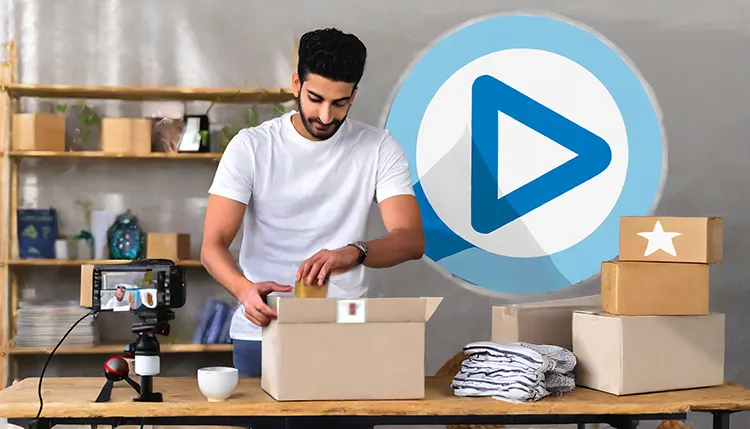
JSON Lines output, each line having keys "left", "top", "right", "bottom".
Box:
{"left": 297, "top": 97, "right": 346, "bottom": 140}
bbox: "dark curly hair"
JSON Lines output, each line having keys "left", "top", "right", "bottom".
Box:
{"left": 297, "top": 28, "right": 367, "bottom": 88}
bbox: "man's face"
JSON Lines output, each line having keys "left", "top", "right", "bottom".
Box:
{"left": 292, "top": 73, "right": 357, "bottom": 140}
{"left": 116, "top": 287, "right": 125, "bottom": 300}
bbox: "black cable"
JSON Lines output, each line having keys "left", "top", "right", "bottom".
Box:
{"left": 35, "top": 308, "right": 98, "bottom": 420}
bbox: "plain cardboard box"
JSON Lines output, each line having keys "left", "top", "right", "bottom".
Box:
{"left": 572, "top": 310, "right": 725, "bottom": 395}
{"left": 101, "top": 117, "right": 152, "bottom": 154}
{"left": 261, "top": 296, "right": 442, "bottom": 401}
{"left": 12, "top": 113, "right": 65, "bottom": 151}
{"left": 146, "top": 233, "right": 191, "bottom": 261}
{"left": 601, "top": 261, "right": 709, "bottom": 316}
{"left": 619, "top": 216, "right": 723, "bottom": 263}
{"left": 492, "top": 294, "right": 601, "bottom": 350}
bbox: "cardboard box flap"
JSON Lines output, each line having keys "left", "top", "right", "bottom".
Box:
{"left": 511, "top": 294, "right": 601, "bottom": 308}
{"left": 274, "top": 297, "right": 443, "bottom": 324}
{"left": 424, "top": 297, "right": 442, "bottom": 321}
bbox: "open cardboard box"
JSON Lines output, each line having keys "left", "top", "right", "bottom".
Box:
{"left": 261, "top": 296, "right": 442, "bottom": 401}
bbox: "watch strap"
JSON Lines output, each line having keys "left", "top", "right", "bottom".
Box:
{"left": 348, "top": 241, "right": 368, "bottom": 265}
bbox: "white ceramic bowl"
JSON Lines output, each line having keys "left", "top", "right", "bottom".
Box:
{"left": 197, "top": 366, "right": 239, "bottom": 402}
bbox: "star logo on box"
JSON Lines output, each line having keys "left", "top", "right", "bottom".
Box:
{"left": 637, "top": 221, "right": 682, "bottom": 257}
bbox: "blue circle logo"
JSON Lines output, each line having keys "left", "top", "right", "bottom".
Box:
{"left": 382, "top": 13, "right": 666, "bottom": 294}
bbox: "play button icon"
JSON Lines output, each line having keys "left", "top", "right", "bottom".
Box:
{"left": 470, "top": 74, "right": 612, "bottom": 234}
{"left": 496, "top": 111, "right": 578, "bottom": 197}
{"left": 382, "top": 13, "right": 665, "bottom": 294}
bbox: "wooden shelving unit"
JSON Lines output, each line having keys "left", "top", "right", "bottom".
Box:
{"left": 5, "top": 83, "right": 294, "bottom": 103}
{"left": 7, "top": 342, "right": 232, "bottom": 355}
{"left": 7, "top": 150, "right": 222, "bottom": 160}
{"left": 4, "top": 258, "right": 204, "bottom": 267}
{"left": 0, "top": 79, "right": 293, "bottom": 386}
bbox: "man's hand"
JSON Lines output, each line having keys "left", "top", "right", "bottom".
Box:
{"left": 235, "top": 280, "right": 293, "bottom": 327}
{"left": 296, "top": 246, "right": 359, "bottom": 286}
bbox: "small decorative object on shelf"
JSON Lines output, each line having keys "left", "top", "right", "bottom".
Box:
{"left": 100, "top": 117, "right": 152, "bottom": 155}
{"left": 17, "top": 208, "right": 59, "bottom": 259}
{"left": 57, "top": 100, "right": 101, "bottom": 151}
{"left": 75, "top": 230, "right": 94, "bottom": 259}
{"left": 107, "top": 210, "right": 146, "bottom": 260}
{"left": 144, "top": 101, "right": 186, "bottom": 154}
{"left": 54, "top": 237, "right": 70, "bottom": 259}
{"left": 11, "top": 112, "right": 66, "bottom": 152}
{"left": 177, "top": 114, "right": 210, "bottom": 153}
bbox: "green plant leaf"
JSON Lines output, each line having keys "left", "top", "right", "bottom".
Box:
{"left": 274, "top": 103, "right": 289, "bottom": 115}
{"left": 244, "top": 106, "right": 259, "bottom": 127}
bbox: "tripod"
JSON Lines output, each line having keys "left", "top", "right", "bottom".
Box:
{"left": 94, "top": 356, "right": 141, "bottom": 403}
{"left": 96, "top": 310, "right": 174, "bottom": 403}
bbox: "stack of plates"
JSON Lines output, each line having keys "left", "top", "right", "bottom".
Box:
{"left": 14, "top": 301, "right": 98, "bottom": 348}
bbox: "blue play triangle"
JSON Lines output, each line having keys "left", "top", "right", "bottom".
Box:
{"left": 470, "top": 74, "right": 612, "bottom": 234}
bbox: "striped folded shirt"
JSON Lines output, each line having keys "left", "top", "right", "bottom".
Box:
{"left": 451, "top": 341, "right": 577, "bottom": 402}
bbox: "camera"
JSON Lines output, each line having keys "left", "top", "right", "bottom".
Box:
{"left": 80, "top": 258, "right": 186, "bottom": 314}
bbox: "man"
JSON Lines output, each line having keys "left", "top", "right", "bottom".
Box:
{"left": 201, "top": 28, "right": 425, "bottom": 378}
{"left": 103, "top": 285, "right": 130, "bottom": 311}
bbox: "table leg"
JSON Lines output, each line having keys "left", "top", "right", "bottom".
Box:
{"left": 26, "top": 419, "right": 51, "bottom": 429}
{"left": 607, "top": 417, "right": 639, "bottom": 429}
{"left": 713, "top": 411, "right": 732, "bottom": 429}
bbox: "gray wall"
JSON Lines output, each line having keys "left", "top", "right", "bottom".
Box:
{"left": 3, "top": 0, "right": 750, "bottom": 428}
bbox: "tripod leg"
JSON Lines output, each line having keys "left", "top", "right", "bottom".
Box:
{"left": 124, "top": 375, "right": 141, "bottom": 394}
{"left": 95, "top": 380, "right": 114, "bottom": 403}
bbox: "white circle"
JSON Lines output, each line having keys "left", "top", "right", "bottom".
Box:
{"left": 416, "top": 48, "right": 628, "bottom": 257}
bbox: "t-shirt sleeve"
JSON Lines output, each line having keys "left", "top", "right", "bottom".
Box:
{"left": 375, "top": 133, "right": 415, "bottom": 203}
{"left": 208, "top": 130, "right": 254, "bottom": 204}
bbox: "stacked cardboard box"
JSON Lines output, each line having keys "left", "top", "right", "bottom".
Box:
{"left": 573, "top": 216, "right": 726, "bottom": 395}
{"left": 491, "top": 295, "right": 601, "bottom": 350}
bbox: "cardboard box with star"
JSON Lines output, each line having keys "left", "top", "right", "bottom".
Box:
{"left": 618, "top": 216, "right": 723, "bottom": 264}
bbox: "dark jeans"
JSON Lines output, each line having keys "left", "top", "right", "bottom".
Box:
{"left": 233, "top": 338, "right": 263, "bottom": 377}
{"left": 232, "top": 339, "right": 374, "bottom": 429}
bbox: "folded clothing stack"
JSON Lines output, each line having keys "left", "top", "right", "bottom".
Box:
{"left": 451, "top": 341, "right": 577, "bottom": 403}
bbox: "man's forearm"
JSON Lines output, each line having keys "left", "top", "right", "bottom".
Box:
{"left": 201, "top": 243, "right": 250, "bottom": 298}
{"left": 362, "top": 228, "right": 425, "bottom": 268}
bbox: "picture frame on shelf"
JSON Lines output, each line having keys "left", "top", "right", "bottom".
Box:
{"left": 177, "top": 114, "right": 210, "bottom": 153}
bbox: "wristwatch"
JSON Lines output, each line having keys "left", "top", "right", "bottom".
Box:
{"left": 348, "top": 241, "right": 368, "bottom": 265}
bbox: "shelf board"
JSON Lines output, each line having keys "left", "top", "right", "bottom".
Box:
{"left": 10, "top": 150, "right": 222, "bottom": 160}
{"left": 4, "top": 83, "right": 295, "bottom": 103}
{"left": 7, "top": 150, "right": 222, "bottom": 160}
{"left": 6, "top": 259, "right": 204, "bottom": 267}
{"left": 8, "top": 343, "right": 232, "bottom": 355}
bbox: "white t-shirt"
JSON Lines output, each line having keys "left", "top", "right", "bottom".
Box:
{"left": 207, "top": 111, "right": 415, "bottom": 341}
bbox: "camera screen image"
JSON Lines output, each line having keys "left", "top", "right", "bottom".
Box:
{"left": 100, "top": 270, "right": 159, "bottom": 313}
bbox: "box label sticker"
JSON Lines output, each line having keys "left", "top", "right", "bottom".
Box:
{"left": 337, "top": 299, "right": 366, "bottom": 323}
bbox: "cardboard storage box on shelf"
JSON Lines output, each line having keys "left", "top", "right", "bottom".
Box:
{"left": 601, "top": 261, "right": 709, "bottom": 316}
{"left": 261, "top": 296, "right": 442, "bottom": 401}
{"left": 619, "top": 216, "right": 723, "bottom": 263}
{"left": 146, "top": 233, "right": 191, "bottom": 261}
{"left": 12, "top": 113, "right": 65, "bottom": 151}
{"left": 572, "top": 310, "right": 725, "bottom": 395}
{"left": 492, "top": 294, "right": 601, "bottom": 350}
{"left": 100, "top": 117, "right": 152, "bottom": 154}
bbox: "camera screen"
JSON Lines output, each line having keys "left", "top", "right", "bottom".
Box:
{"left": 100, "top": 270, "right": 159, "bottom": 312}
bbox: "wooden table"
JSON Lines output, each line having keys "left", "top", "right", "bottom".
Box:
{"left": 1, "top": 376, "right": 749, "bottom": 429}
